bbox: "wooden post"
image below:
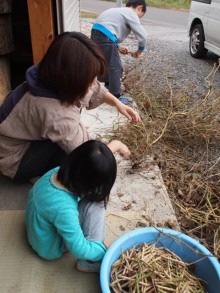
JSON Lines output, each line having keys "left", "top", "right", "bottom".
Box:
{"left": 27, "top": 0, "right": 54, "bottom": 64}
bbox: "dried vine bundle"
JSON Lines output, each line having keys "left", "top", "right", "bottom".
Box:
{"left": 112, "top": 60, "right": 220, "bottom": 257}
{"left": 110, "top": 243, "right": 206, "bottom": 293}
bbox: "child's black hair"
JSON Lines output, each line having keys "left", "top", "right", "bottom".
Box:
{"left": 57, "top": 140, "right": 117, "bottom": 208}
{"left": 126, "top": 0, "right": 147, "bottom": 13}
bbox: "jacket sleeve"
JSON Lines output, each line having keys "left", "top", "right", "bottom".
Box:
{"left": 127, "top": 14, "right": 147, "bottom": 50}
{"left": 83, "top": 80, "right": 108, "bottom": 110}
{"left": 53, "top": 206, "right": 107, "bottom": 261}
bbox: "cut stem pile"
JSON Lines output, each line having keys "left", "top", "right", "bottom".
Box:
{"left": 113, "top": 59, "right": 220, "bottom": 258}
{"left": 110, "top": 243, "right": 206, "bottom": 293}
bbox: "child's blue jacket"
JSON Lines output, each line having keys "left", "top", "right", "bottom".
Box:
{"left": 25, "top": 167, "right": 107, "bottom": 261}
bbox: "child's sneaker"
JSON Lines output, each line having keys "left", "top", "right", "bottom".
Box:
{"left": 75, "top": 259, "right": 101, "bottom": 273}
{"left": 118, "top": 96, "right": 133, "bottom": 105}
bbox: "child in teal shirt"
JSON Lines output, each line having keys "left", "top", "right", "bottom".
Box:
{"left": 25, "top": 139, "right": 130, "bottom": 272}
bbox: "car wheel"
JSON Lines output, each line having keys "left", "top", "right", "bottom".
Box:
{"left": 189, "top": 24, "right": 208, "bottom": 58}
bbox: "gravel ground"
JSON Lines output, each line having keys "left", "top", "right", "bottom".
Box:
{"left": 81, "top": 19, "right": 220, "bottom": 98}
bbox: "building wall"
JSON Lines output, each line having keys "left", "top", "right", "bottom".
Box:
{"left": 61, "top": 0, "right": 80, "bottom": 32}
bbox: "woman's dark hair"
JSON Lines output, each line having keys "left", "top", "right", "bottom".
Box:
{"left": 126, "top": 0, "right": 147, "bottom": 13}
{"left": 57, "top": 140, "right": 117, "bottom": 207}
{"left": 38, "top": 32, "right": 107, "bottom": 105}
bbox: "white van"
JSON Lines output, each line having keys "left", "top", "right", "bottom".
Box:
{"left": 187, "top": 0, "right": 220, "bottom": 58}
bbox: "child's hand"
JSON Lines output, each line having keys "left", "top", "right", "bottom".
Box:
{"left": 104, "top": 242, "right": 112, "bottom": 249}
{"left": 118, "top": 142, "right": 131, "bottom": 158}
{"left": 131, "top": 50, "right": 142, "bottom": 58}
{"left": 118, "top": 47, "right": 129, "bottom": 54}
{"left": 107, "top": 140, "right": 131, "bottom": 158}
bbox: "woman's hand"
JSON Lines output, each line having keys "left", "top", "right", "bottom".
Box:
{"left": 116, "top": 102, "right": 141, "bottom": 123}
{"left": 103, "top": 92, "right": 141, "bottom": 123}
{"left": 107, "top": 140, "right": 131, "bottom": 158}
{"left": 131, "top": 50, "right": 142, "bottom": 58}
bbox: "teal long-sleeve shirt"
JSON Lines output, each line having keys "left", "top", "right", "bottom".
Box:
{"left": 25, "top": 167, "right": 107, "bottom": 261}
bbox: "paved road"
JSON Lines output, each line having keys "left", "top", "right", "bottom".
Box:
{"left": 80, "top": 0, "right": 189, "bottom": 28}
{"left": 80, "top": 0, "right": 219, "bottom": 92}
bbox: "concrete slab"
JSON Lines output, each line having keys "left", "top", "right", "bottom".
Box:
{"left": 81, "top": 103, "right": 178, "bottom": 236}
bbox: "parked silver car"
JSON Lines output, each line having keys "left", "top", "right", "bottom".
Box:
{"left": 188, "top": 0, "right": 220, "bottom": 58}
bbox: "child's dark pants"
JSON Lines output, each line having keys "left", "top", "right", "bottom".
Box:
{"left": 91, "top": 29, "right": 123, "bottom": 97}
{"left": 14, "top": 140, "right": 67, "bottom": 181}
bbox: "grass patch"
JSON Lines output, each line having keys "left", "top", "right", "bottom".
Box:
{"left": 147, "top": 0, "right": 191, "bottom": 10}
{"left": 80, "top": 11, "right": 99, "bottom": 19}
{"left": 103, "top": 0, "right": 191, "bottom": 10}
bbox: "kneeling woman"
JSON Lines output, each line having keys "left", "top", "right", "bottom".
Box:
{"left": 0, "top": 32, "right": 140, "bottom": 181}
{"left": 25, "top": 139, "right": 130, "bottom": 272}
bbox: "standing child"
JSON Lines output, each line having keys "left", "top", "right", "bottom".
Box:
{"left": 91, "top": 0, "right": 147, "bottom": 105}
{"left": 25, "top": 139, "right": 130, "bottom": 272}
